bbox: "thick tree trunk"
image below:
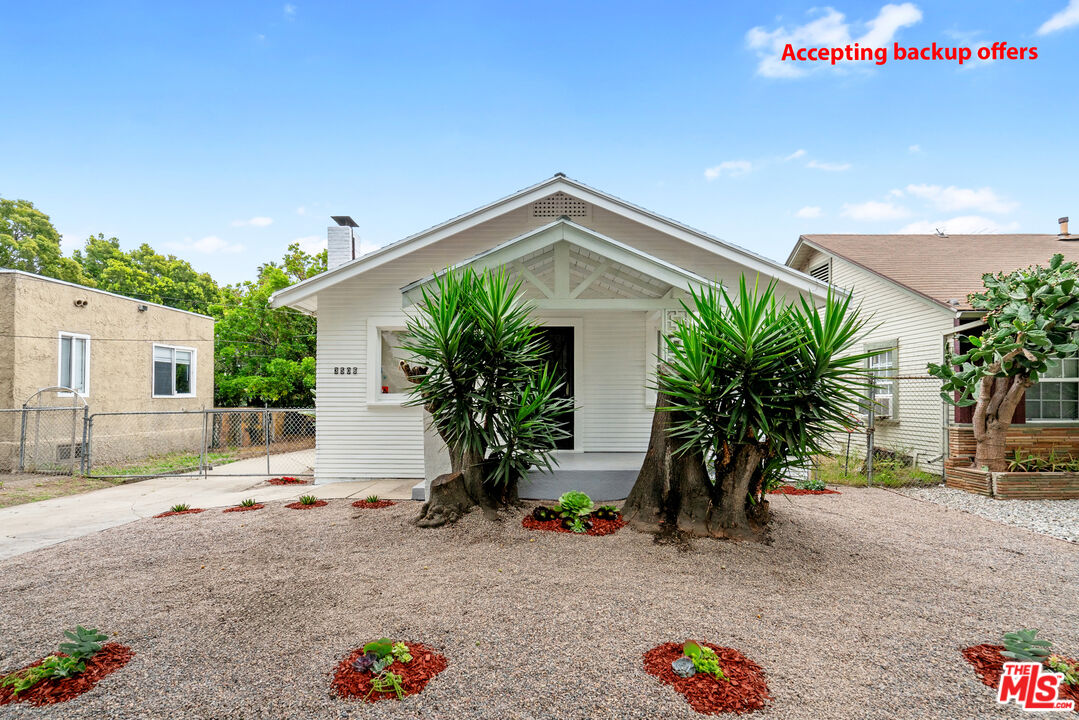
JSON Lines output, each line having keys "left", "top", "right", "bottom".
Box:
{"left": 415, "top": 472, "right": 473, "bottom": 528}
{"left": 971, "top": 373, "right": 1031, "bottom": 471}
{"left": 622, "top": 392, "right": 769, "bottom": 540}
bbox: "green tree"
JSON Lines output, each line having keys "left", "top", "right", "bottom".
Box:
{"left": 928, "top": 253, "right": 1079, "bottom": 471}
{"left": 403, "top": 267, "right": 573, "bottom": 527}
{"left": 211, "top": 243, "right": 322, "bottom": 406}
{"left": 0, "top": 198, "right": 93, "bottom": 284}
{"left": 622, "top": 278, "right": 873, "bottom": 539}
{"left": 73, "top": 234, "right": 221, "bottom": 314}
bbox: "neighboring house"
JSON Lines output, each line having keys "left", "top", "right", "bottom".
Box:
{"left": 270, "top": 174, "right": 829, "bottom": 492}
{"left": 786, "top": 223, "right": 1079, "bottom": 475}
{"left": 0, "top": 269, "right": 214, "bottom": 471}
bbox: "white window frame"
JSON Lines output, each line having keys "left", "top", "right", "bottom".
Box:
{"left": 367, "top": 320, "right": 413, "bottom": 406}
{"left": 57, "top": 332, "right": 91, "bottom": 397}
{"left": 1025, "top": 354, "right": 1079, "bottom": 423}
{"left": 151, "top": 344, "right": 197, "bottom": 398}
{"left": 866, "top": 340, "right": 898, "bottom": 421}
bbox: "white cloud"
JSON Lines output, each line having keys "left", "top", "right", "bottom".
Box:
{"left": 168, "top": 236, "right": 245, "bottom": 254}
{"left": 746, "top": 4, "right": 923, "bottom": 78}
{"left": 841, "top": 201, "right": 910, "bottom": 221}
{"left": 899, "top": 216, "right": 1021, "bottom": 234}
{"left": 293, "top": 235, "right": 326, "bottom": 255}
{"left": 230, "top": 216, "right": 274, "bottom": 227}
{"left": 785, "top": 149, "right": 807, "bottom": 161}
{"left": 806, "top": 159, "right": 852, "bottom": 172}
{"left": 704, "top": 160, "right": 753, "bottom": 180}
{"left": 908, "top": 144, "right": 921, "bottom": 153}
{"left": 1038, "top": 0, "right": 1079, "bottom": 34}
{"left": 903, "top": 184, "right": 1017, "bottom": 214}
{"left": 284, "top": 3, "right": 296, "bottom": 17}
{"left": 796, "top": 206, "right": 823, "bottom": 219}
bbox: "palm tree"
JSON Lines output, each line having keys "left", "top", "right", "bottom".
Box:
{"left": 403, "top": 267, "right": 572, "bottom": 527}
{"left": 623, "top": 277, "right": 874, "bottom": 539}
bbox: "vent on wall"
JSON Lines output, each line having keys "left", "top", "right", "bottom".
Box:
{"left": 809, "top": 262, "right": 831, "bottom": 284}
{"left": 532, "top": 192, "right": 589, "bottom": 218}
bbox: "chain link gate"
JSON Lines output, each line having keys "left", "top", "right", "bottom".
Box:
{"left": 13, "top": 387, "right": 89, "bottom": 475}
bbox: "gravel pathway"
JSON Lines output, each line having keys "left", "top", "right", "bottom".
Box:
{"left": 0, "top": 489, "right": 1076, "bottom": 720}
{"left": 895, "top": 484, "right": 1079, "bottom": 544}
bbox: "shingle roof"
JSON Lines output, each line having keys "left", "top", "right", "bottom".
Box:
{"left": 795, "top": 234, "right": 1079, "bottom": 310}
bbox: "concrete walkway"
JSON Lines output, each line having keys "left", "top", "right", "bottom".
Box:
{"left": 0, "top": 457, "right": 415, "bottom": 560}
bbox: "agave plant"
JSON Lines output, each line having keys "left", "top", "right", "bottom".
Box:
{"left": 1002, "top": 629, "right": 1053, "bottom": 663}
{"left": 298, "top": 495, "right": 318, "bottom": 505}
{"left": 170, "top": 503, "right": 190, "bottom": 512}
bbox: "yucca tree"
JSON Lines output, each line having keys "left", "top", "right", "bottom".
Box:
{"left": 403, "top": 267, "right": 572, "bottom": 526}
{"left": 623, "top": 276, "right": 874, "bottom": 538}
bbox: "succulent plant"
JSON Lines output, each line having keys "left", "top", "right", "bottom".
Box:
{"left": 1002, "top": 629, "right": 1053, "bottom": 663}
{"left": 298, "top": 494, "right": 319, "bottom": 505}
{"left": 352, "top": 651, "right": 379, "bottom": 674}
{"left": 365, "top": 494, "right": 380, "bottom": 503}
{"left": 532, "top": 506, "right": 556, "bottom": 522}
{"left": 557, "top": 491, "right": 594, "bottom": 518}
{"left": 170, "top": 503, "right": 190, "bottom": 512}
{"left": 239, "top": 498, "right": 257, "bottom": 507}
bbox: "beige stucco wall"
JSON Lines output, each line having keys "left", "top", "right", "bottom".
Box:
{"left": 0, "top": 272, "right": 215, "bottom": 471}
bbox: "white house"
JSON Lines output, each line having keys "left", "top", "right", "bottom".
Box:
{"left": 785, "top": 226, "right": 1079, "bottom": 476}
{"left": 271, "top": 175, "right": 829, "bottom": 495}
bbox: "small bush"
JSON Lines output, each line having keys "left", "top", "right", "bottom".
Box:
{"left": 170, "top": 503, "right": 190, "bottom": 512}
{"left": 795, "top": 477, "right": 827, "bottom": 491}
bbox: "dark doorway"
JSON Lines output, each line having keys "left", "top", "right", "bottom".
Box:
{"left": 537, "top": 326, "right": 574, "bottom": 449}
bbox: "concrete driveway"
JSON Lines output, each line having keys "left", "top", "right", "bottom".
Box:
{"left": 0, "top": 455, "right": 415, "bottom": 560}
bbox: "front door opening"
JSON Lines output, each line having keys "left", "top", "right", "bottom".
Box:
{"left": 537, "top": 326, "right": 574, "bottom": 449}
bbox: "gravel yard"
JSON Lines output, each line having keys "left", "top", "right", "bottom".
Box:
{"left": 0, "top": 488, "right": 1076, "bottom": 720}
{"left": 895, "top": 485, "right": 1079, "bottom": 543}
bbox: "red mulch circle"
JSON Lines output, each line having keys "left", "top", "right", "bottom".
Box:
{"left": 223, "top": 504, "right": 265, "bottom": 513}
{"left": 267, "top": 476, "right": 312, "bottom": 485}
{"left": 768, "top": 486, "right": 840, "bottom": 495}
{"left": 962, "top": 644, "right": 1079, "bottom": 711}
{"left": 352, "top": 499, "right": 396, "bottom": 509}
{"left": 331, "top": 642, "right": 448, "bottom": 702}
{"left": 0, "top": 643, "right": 135, "bottom": 707}
{"left": 285, "top": 500, "right": 328, "bottom": 509}
{"left": 522, "top": 514, "right": 626, "bottom": 536}
{"left": 152, "top": 508, "right": 205, "bottom": 518}
{"left": 643, "top": 641, "right": 771, "bottom": 715}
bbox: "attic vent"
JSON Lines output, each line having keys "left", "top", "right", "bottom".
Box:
{"left": 532, "top": 192, "right": 589, "bottom": 218}
{"left": 809, "top": 262, "right": 831, "bottom": 283}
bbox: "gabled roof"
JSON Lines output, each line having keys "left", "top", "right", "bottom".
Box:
{"left": 401, "top": 218, "right": 711, "bottom": 301}
{"left": 271, "top": 174, "right": 829, "bottom": 312}
{"left": 788, "top": 234, "right": 1079, "bottom": 311}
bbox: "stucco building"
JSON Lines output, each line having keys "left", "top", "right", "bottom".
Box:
{"left": 0, "top": 269, "right": 214, "bottom": 471}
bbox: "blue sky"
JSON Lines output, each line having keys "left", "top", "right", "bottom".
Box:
{"left": 2, "top": 1, "right": 1077, "bottom": 284}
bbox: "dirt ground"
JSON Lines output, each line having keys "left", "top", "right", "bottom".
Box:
{"left": 0, "top": 488, "right": 1075, "bottom": 720}
{"left": 0, "top": 473, "right": 126, "bottom": 509}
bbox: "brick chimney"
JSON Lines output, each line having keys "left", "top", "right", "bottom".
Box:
{"left": 328, "top": 216, "right": 358, "bottom": 268}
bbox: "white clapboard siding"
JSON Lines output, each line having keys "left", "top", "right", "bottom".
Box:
{"left": 312, "top": 193, "right": 811, "bottom": 480}
{"left": 796, "top": 248, "right": 954, "bottom": 472}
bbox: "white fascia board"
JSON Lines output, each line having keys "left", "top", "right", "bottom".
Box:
{"left": 401, "top": 219, "right": 710, "bottom": 301}
{"left": 271, "top": 175, "right": 829, "bottom": 309}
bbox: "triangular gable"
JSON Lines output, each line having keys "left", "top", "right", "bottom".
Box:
{"left": 270, "top": 175, "right": 829, "bottom": 312}
{"left": 401, "top": 219, "right": 709, "bottom": 309}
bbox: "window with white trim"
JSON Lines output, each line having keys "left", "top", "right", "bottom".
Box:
{"left": 153, "top": 345, "right": 195, "bottom": 397}
{"left": 367, "top": 323, "right": 414, "bottom": 403}
{"left": 866, "top": 341, "right": 898, "bottom": 420}
{"left": 58, "top": 332, "right": 90, "bottom": 395}
{"left": 1025, "top": 355, "right": 1079, "bottom": 421}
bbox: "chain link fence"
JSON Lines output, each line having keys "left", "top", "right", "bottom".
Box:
{"left": 1, "top": 404, "right": 315, "bottom": 479}
{"left": 84, "top": 408, "right": 315, "bottom": 478}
